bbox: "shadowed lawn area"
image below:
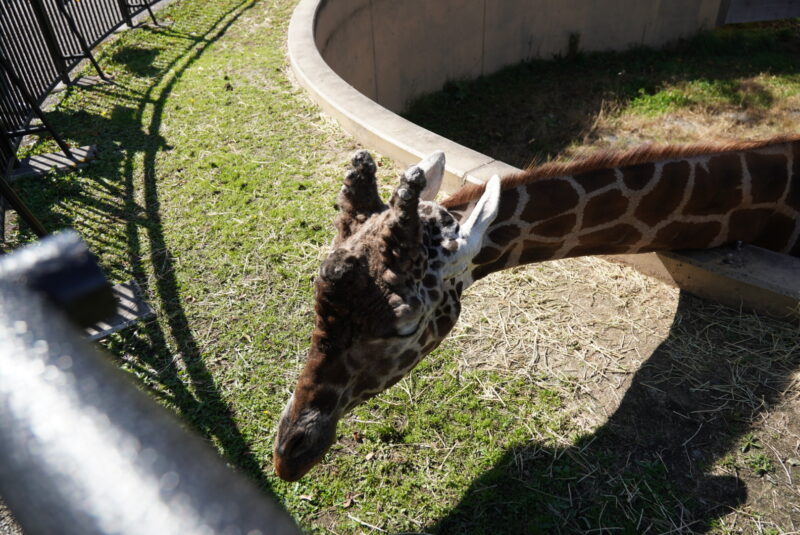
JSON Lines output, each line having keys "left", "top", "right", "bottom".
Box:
{"left": 8, "top": 3, "right": 800, "bottom": 533}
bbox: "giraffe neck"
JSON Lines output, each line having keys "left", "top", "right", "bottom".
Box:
{"left": 450, "top": 138, "right": 800, "bottom": 282}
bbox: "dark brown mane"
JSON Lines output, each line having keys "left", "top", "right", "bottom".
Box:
{"left": 441, "top": 135, "right": 800, "bottom": 209}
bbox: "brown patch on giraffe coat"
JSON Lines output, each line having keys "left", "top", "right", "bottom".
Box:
{"left": 622, "top": 162, "right": 655, "bottom": 191}
{"left": 583, "top": 189, "right": 628, "bottom": 229}
{"left": 385, "top": 374, "right": 405, "bottom": 388}
{"left": 373, "top": 357, "right": 394, "bottom": 378}
{"left": 494, "top": 187, "right": 519, "bottom": 223}
{"left": 635, "top": 161, "right": 690, "bottom": 227}
{"left": 472, "top": 245, "right": 504, "bottom": 265}
{"left": 683, "top": 155, "right": 742, "bottom": 216}
{"left": 521, "top": 179, "right": 579, "bottom": 223}
{"left": 728, "top": 208, "right": 772, "bottom": 243}
{"left": 435, "top": 314, "right": 456, "bottom": 337}
{"left": 308, "top": 353, "right": 350, "bottom": 386}
{"left": 753, "top": 213, "right": 796, "bottom": 251}
{"left": 472, "top": 249, "right": 513, "bottom": 280}
{"left": 652, "top": 221, "right": 722, "bottom": 250}
{"left": 518, "top": 240, "right": 564, "bottom": 264}
{"left": 398, "top": 349, "right": 418, "bottom": 369}
{"left": 306, "top": 388, "right": 339, "bottom": 413}
{"left": 531, "top": 213, "right": 576, "bottom": 237}
{"left": 353, "top": 375, "right": 380, "bottom": 395}
{"left": 489, "top": 225, "right": 521, "bottom": 247}
{"left": 568, "top": 224, "right": 641, "bottom": 257}
{"left": 418, "top": 324, "right": 435, "bottom": 346}
{"left": 748, "top": 151, "right": 789, "bottom": 204}
{"left": 573, "top": 167, "right": 617, "bottom": 193}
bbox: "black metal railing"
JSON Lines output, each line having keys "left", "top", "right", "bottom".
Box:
{"left": 0, "top": 0, "right": 161, "bottom": 237}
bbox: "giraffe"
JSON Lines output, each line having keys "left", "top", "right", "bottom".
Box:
{"left": 273, "top": 135, "right": 800, "bottom": 481}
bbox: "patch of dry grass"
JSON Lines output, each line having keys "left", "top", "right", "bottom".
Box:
{"left": 438, "top": 257, "right": 800, "bottom": 533}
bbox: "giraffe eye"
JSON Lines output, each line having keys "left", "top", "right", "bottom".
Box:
{"left": 388, "top": 317, "right": 422, "bottom": 339}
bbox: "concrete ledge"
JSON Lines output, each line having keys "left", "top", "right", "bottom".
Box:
{"left": 659, "top": 246, "right": 800, "bottom": 319}
{"left": 9, "top": 145, "right": 97, "bottom": 180}
{"left": 288, "top": 0, "right": 800, "bottom": 319}
{"left": 86, "top": 281, "right": 155, "bottom": 341}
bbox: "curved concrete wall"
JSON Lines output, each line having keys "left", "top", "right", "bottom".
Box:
{"left": 316, "top": 0, "right": 722, "bottom": 113}
{"left": 288, "top": 0, "right": 800, "bottom": 319}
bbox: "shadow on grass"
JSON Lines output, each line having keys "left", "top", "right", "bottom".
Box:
{"left": 11, "top": 0, "right": 276, "bottom": 493}
{"left": 425, "top": 292, "right": 800, "bottom": 534}
{"left": 404, "top": 21, "right": 800, "bottom": 168}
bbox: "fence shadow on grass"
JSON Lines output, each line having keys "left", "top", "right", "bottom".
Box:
{"left": 424, "top": 292, "right": 800, "bottom": 534}
{"left": 11, "top": 0, "right": 275, "bottom": 493}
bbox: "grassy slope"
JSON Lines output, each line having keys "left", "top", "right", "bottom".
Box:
{"left": 405, "top": 21, "right": 800, "bottom": 169}
{"left": 9, "top": 2, "right": 800, "bottom": 533}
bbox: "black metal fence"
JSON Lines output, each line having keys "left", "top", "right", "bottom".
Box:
{"left": 0, "top": 0, "right": 161, "bottom": 237}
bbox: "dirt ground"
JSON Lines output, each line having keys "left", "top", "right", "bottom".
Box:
{"left": 451, "top": 256, "right": 800, "bottom": 532}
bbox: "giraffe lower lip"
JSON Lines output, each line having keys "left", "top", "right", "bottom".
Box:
{"left": 274, "top": 454, "right": 320, "bottom": 482}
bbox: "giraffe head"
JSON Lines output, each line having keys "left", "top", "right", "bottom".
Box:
{"left": 273, "top": 150, "right": 501, "bottom": 481}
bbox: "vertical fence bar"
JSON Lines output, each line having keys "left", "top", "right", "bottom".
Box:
{"left": 28, "top": 0, "right": 70, "bottom": 85}
{"left": 0, "top": 54, "right": 73, "bottom": 159}
{"left": 52, "top": 0, "right": 108, "bottom": 80}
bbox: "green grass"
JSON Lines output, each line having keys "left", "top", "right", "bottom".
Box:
{"left": 404, "top": 20, "right": 800, "bottom": 167}
{"left": 8, "top": 3, "right": 800, "bottom": 533}
{"left": 8, "top": 0, "right": 572, "bottom": 532}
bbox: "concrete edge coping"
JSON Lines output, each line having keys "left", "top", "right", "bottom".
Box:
{"left": 287, "top": 0, "right": 800, "bottom": 320}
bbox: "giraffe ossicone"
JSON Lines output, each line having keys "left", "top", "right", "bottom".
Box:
{"left": 274, "top": 137, "right": 800, "bottom": 481}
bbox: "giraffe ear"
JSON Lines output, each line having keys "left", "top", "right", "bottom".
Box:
{"left": 417, "top": 151, "right": 445, "bottom": 201}
{"left": 444, "top": 174, "right": 502, "bottom": 275}
{"left": 335, "top": 150, "right": 387, "bottom": 244}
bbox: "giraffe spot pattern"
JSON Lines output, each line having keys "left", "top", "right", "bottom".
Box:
{"left": 532, "top": 213, "right": 577, "bottom": 237}
{"left": 583, "top": 189, "right": 628, "bottom": 228}
{"left": 574, "top": 167, "right": 617, "bottom": 193}
{"left": 622, "top": 162, "right": 655, "bottom": 191}
{"left": 473, "top": 245, "right": 504, "bottom": 265}
{"left": 398, "top": 349, "right": 418, "bottom": 369}
{"left": 385, "top": 374, "right": 404, "bottom": 388}
{"left": 522, "top": 179, "right": 579, "bottom": 223}
{"left": 519, "top": 240, "right": 564, "bottom": 264}
{"left": 495, "top": 187, "right": 519, "bottom": 223}
{"left": 489, "top": 225, "right": 521, "bottom": 247}
{"left": 567, "top": 243, "right": 631, "bottom": 256}
{"left": 747, "top": 151, "right": 789, "bottom": 204}
{"left": 753, "top": 213, "right": 796, "bottom": 251}
{"left": 435, "top": 314, "right": 455, "bottom": 337}
{"left": 635, "top": 161, "right": 690, "bottom": 226}
{"left": 309, "top": 388, "right": 339, "bottom": 412}
{"left": 683, "top": 155, "right": 742, "bottom": 216}
{"left": 652, "top": 221, "right": 722, "bottom": 250}
{"left": 317, "top": 355, "right": 350, "bottom": 386}
{"left": 573, "top": 223, "right": 642, "bottom": 254}
{"left": 472, "top": 249, "right": 513, "bottom": 280}
{"left": 728, "top": 208, "right": 773, "bottom": 243}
